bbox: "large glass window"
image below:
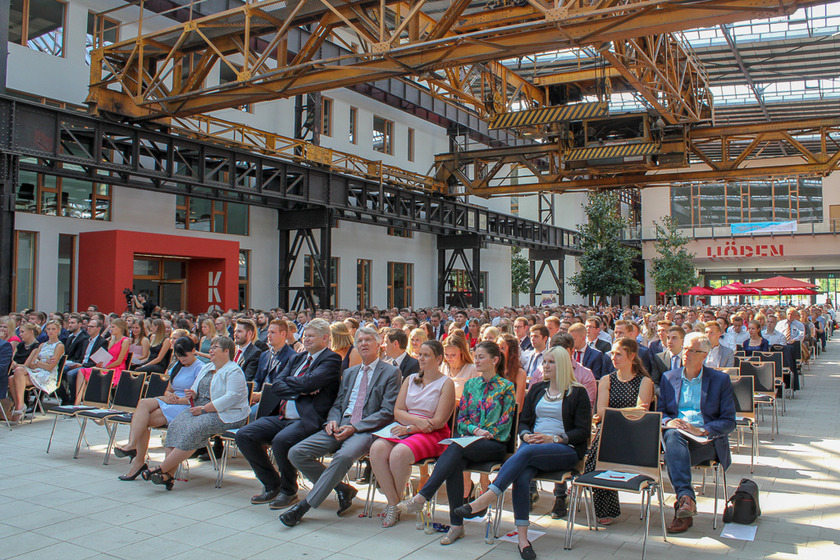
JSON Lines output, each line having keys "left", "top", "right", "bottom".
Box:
{"left": 304, "top": 255, "right": 338, "bottom": 308}
{"left": 671, "top": 178, "right": 823, "bottom": 227}
{"left": 176, "top": 195, "right": 249, "bottom": 235}
{"left": 57, "top": 234, "right": 75, "bottom": 313}
{"left": 9, "top": 0, "right": 66, "bottom": 57}
{"left": 357, "top": 259, "right": 371, "bottom": 310}
{"left": 15, "top": 170, "right": 111, "bottom": 220}
{"left": 14, "top": 231, "right": 37, "bottom": 310}
{"left": 387, "top": 262, "right": 413, "bottom": 308}
{"left": 373, "top": 116, "right": 394, "bottom": 155}
{"left": 239, "top": 250, "right": 250, "bottom": 310}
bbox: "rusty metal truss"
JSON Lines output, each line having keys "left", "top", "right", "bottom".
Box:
{"left": 87, "top": 0, "right": 821, "bottom": 119}
{"left": 434, "top": 117, "right": 840, "bottom": 195}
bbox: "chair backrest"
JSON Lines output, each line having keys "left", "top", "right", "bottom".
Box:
{"left": 246, "top": 381, "right": 254, "bottom": 403}
{"left": 770, "top": 344, "right": 786, "bottom": 352}
{"left": 255, "top": 383, "right": 281, "bottom": 419}
{"left": 505, "top": 404, "right": 520, "bottom": 455}
{"left": 83, "top": 369, "right": 114, "bottom": 407}
{"left": 145, "top": 372, "right": 171, "bottom": 399}
{"left": 750, "top": 351, "right": 783, "bottom": 379}
{"left": 595, "top": 408, "right": 663, "bottom": 479}
{"left": 123, "top": 351, "right": 133, "bottom": 369}
{"left": 730, "top": 376, "right": 756, "bottom": 415}
{"left": 738, "top": 360, "right": 775, "bottom": 393}
{"left": 53, "top": 355, "right": 68, "bottom": 389}
{"left": 111, "top": 371, "right": 148, "bottom": 410}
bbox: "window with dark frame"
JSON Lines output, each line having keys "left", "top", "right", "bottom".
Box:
{"left": 357, "top": 259, "right": 371, "bottom": 310}
{"left": 349, "top": 107, "right": 358, "bottom": 144}
{"left": 322, "top": 97, "right": 333, "bottom": 137}
{"left": 387, "top": 262, "right": 413, "bottom": 308}
{"left": 304, "top": 255, "right": 339, "bottom": 308}
{"left": 407, "top": 128, "right": 415, "bottom": 162}
{"left": 10, "top": 0, "right": 67, "bottom": 57}
{"left": 373, "top": 116, "right": 394, "bottom": 155}
{"left": 86, "top": 11, "right": 119, "bottom": 65}
{"left": 175, "top": 195, "right": 249, "bottom": 235}
{"left": 15, "top": 167, "right": 111, "bottom": 220}
{"left": 14, "top": 230, "right": 38, "bottom": 311}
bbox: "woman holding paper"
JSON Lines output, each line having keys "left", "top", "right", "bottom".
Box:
{"left": 454, "top": 347, "right": 591, "bottom": 560}
{"left": 399, "top": 341, "right": 516, "bottom": 546}
{"left": 370, "top": 340, "right": 456, "bottom": 528}
{"left": 75, "top": 319, "right": 130, "bottom": 403}
{"left": 586, "top": 336, "right": 654, "bottom": 525}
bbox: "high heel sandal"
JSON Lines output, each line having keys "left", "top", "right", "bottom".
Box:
{"left": 381, "top": 505, "right": 400, "bottom": 528}
{"left": 118, "top": 463, "right": 148, "bottom": 481}
{"left": 151, "top": 470, "right": 175, "bottom": 491}
{"left": 141, "top": 466, "right": 161, "bottom": 481}
{"left": 114, "top": 447, "right": 137, "bottom": 460}
{"left": 11, "top": 407, "right": 25, "bottom": 423}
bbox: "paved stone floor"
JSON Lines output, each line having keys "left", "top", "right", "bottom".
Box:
{"left": 2, "top": 341, "right": 839, "bottom": 560}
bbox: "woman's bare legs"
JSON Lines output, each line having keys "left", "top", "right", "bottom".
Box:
{"left": 10, "top": 366, "right": 31, "bottom": 411}
{"left": 120, "top": 398, "right": 168, "bottom": 477}
{"left": 158, "top": 447, "right": 194, "bottom": 477}
{"left": 370, "top": 438, "right": 401, "bottom": 505}
{"left": 388, "top": 444, "right": 416, "bottom": 504}
{"left": 74, "top": 374, "right": 86, "bottom": 405}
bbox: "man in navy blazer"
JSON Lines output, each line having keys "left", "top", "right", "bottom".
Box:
{"left": 570, "top": 323, "right": 604, "bottom": 379}
{"left": 657, "top": 332, "right": 735, "bottom": 534}
{"left": 235, "top": 319, "right": 342, "bottom": 510}
{"left": 249, "top": 320, "right": 297, "bottom": 417}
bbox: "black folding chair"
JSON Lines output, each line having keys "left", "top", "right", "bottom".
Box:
{"left": 566, "top": 409, "right": 665, "bottom": 560}
{"left": 738, "top": 360, "right": 778, "bottom": 438}
{"left": 46, "top": 369, "right": 114, "bottom": 454}
{"left": 76, "top": 371, "right": 147, "bottom": 461}
{"left": 730, "top": 376, "right": 758, "bottom": 473}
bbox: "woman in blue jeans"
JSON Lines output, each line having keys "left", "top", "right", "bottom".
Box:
{"left": 455, "top": 347, "right": 591, "bottom": 559}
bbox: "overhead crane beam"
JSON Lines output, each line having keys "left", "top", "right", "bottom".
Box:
{"left": 88, "top": 0, "right": 825, "bottom": 117}
{"left": 434, "top": 117, "right": 840, "bottom": 195}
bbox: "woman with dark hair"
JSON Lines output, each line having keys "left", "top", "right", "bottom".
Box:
{"left": 496, "top": 333, "right": 527, "bottom": 409}
{"left": 142, "top": 336, "right": 249, "bottom": 490}
{"left": 370, "top": 340, "right": 456, "bottom": 527}
{"left": 113, "top": 337, "right": 204, "bottom": 480}
{"left": 128, "top": 320, "right": 151, "bottom": 366}
{"left": 743, "top": 320, "right": 770, "bottom": 354}
{"left": 587, "top": 336, "right": 655, "bottom": 525}
{"left": 399, "top": 341, "right": 516, "bottom": 546}
{"left": 455, "top": 347, "right": 591, "bottom": 559}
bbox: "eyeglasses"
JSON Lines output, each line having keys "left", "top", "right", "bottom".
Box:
{"left": 683, "top": 348, "right": 707, "bottom": 355}
{"left": 209, "top": 345, "right": 221, "bottom": 351}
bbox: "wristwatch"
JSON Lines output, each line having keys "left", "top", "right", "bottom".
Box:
{"left": 406, "top": 426, "right": 412, "bottom": 434}
{"left": 552, "top": 435, "right": 561, "bottom": 443}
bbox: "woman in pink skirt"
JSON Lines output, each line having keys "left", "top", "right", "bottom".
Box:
{"left": 370, "top": 339, "right": 456, "bottom": 528}
{"left": 75, "top": 319, "right": 130, "bottom": 403}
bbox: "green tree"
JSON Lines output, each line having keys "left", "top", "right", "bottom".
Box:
{"left": 650, "top": 216, "right": 698, "bottom": 301}
{"left": 569, "top": 191, "right": 641, "bottom": 304}
{"left": 511, "top": 247, "right": 530, "bottom": 298}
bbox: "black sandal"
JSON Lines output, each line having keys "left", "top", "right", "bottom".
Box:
{"left": 141, "top": 466, "right": 161, "bottom": 481}
{"left": 151, "top": 471, "right": 175, "bottom": 491}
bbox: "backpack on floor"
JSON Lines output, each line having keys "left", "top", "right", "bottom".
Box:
{"left": 722, "top": 478, "right": 761, "bottom": 525}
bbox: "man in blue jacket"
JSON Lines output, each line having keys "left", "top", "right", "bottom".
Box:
{"left": 658, "top": 332, "right": 735, "bottom": 534}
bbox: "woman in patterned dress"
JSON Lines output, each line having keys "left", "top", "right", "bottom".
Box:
{"left": 9, "top": 320, "right": 64, "bottom": 422}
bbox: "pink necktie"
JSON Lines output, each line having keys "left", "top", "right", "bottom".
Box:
{"left": 350, "top": 366, "right": 370, "bottom": 424}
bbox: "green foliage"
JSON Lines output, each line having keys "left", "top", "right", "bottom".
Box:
{"left": 650, "top": 216, "right": 699, "bottom": 299}
{"left": 511, "top": 247, "right": 530, "bottom": 295}
{"left": 569, "top": 191, "right": 641, "bottom": 303}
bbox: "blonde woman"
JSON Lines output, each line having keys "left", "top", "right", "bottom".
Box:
{"left": 455, "top": 347, "right": 591, "bottom": 558}
{"left": 407, "top": 327, "right": 427, "bottom": 358}
{"left": 10, "top": 321, "right": 65, "bottom": 422}
{"left": 442, "top": 331, "right": 477, "bottom": 401}
{"left": 136, "top": 319, "right": 172, "bottom": 374}
{"left": 330, "top": 321, "right": 363, "bottom": 373}
{"left": 1, "top": 316, "right": 22, "bottom": 354}
{"left": 196, "top": 318, "right": 217, "bottom": 362}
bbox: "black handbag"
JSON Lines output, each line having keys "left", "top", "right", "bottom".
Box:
{"left": 722, "top": 478, "right": 761, "bottom": 525}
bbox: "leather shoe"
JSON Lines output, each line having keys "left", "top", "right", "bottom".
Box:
{"left": 676, "top": 495, "right": 697, "bottom": 518}
{"left": 279, "top": 501, "right": 310, "bottom": 527}
{"left": 550, "top": 496, "right": 567, "bottom": 519}
{"left": 250, "top": 488, "right": 281, "bottom": 505}
{"left": 518, "top": 541, "right": 537, "bottom": 560}
{"left": 335, "top": 484, "right": 358, "bottom": 516}
{"left": 667, "top": 515, "right": 693, "bottom": 534}
{"left": 269, "top": 493, "right": 300, "bottom": 510}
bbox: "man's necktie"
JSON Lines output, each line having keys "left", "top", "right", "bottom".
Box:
{"left": 350, "top": 366, "right": 371, "bottom": 424}
{"left": 574, "top": 350, "right": 582, "bottom": 364}
{"left": 234, "top": 348, "right": 242, "bottom": 363}
{"left": 279, "top": 356, "right": 313, "bottom": 418}
{"left": 671, "top": 355, "right": 680, "bottom": 370}
{"left": 784, "top": 323, "right": 792, "bottom": 343}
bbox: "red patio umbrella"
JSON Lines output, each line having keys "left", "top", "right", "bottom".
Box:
{"left": 713, "top": 282, "right": 761, "bottom": 296}
{"left": 743, "top": 276, "right": 817, "bottom": 290}
{"left": 765, "top": 288, "right": 818, "bottom": 296}
{"left": 686, "top": 286, "right": 716, "bottom": 296}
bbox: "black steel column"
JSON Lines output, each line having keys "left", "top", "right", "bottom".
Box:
{"left": 277, "top": 224, "right": 291, "bottom": 310}
{"left": 471, "top": 243, "right": 481, "bottom": 308}
{"left": 0, "top": 153, "right": 16, "bottom": 314}
{"left": 319, "top": 224, "right": 332, "bottom": 309}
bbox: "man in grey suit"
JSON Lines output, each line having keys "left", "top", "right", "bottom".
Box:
{"left": 281, "top": 326, "right": 401, "bottom": 526}
{"left": 703, "top": 321, "right": 735, "bottom": 368}
{"left": 651, "top": 326, "right": 686, "bottom": 386}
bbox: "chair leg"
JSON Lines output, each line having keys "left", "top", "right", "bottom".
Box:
{"left": 586, "top": 487, "right": 596, "bottom": 531}
{"left": 73, "top": 418, "right": 89, "bottom": 459}
{"left": 46, "top": 414, "right": 61, "bottom": 452}
{"left": 713, "top": 465, "right": 719, "bottom": 530}
{"left": 565, "top": 485, "right": 580, "bottom": 550}
{"left": 1, "top": 403, "right": 12, "bottom": 431}
{"left": 205, "top": 440, "right": 219, "bottom": 471}
{"left": 103, "top": 422, "right": 119, "bottom": 465}
{"left": 216, "top": 440, "right": 230, "bottom": 488}
{"left": 491, "top": 490, "right": 505, "bottom": 540}
{"left": 658, "top": 484, "right": 668, "bottom": 543}
{"left": 363, "top": 472, "right": 378, "bottom": 518}
{"left": 641, "top": 488, "right": 652, "bottom": 560}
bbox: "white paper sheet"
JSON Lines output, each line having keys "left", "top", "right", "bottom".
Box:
{"left": 438, "top": 436, "right": 483, "bottom": 448}
{"left": 90, "top": 347, "right": 113, "bottom": 366}
{"left": 373, "top": 422, "right": 405, "bottom": 439}
{"left": 594, "top": 470, "right": 638, "bottom": 482}
{"left": 498, "top": 529, "right": 546, "bottom": 543}
{"left": 720, "top": 523, "right": 757, "bottom": 541}
{"left": 664, "top": 426, "right": 710, "bottom": 444}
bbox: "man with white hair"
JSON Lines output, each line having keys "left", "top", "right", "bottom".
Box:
{"left": 658, "top": 332, "right": 735, "bottom": 534}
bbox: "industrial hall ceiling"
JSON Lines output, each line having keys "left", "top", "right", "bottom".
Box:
{"left": 84, "top": 0, "right": 840, "bottom": 195}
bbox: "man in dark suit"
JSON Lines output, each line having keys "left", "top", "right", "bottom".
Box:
{"left": 281, "top": 326, "right": 401, "bottom": 526}
{"left": 63, "top": 314, "right": 88, "bottom": 364}
{"left": 569, "top": 323, "right": 604, "bottom": 379}
{"left": 60, "top": 319, "right": 108, "bottom": 405}
{"left": 236, "top": 318, "right": 342, "bottom": 509}
{"left": 651, "top": 326, "right": 685, "bottom": 386}
{"left": 585, "top": 317, "right": 612, "bottom": 353}
{"left": 429, "top": 312, "right": 446, "bottom": 341}
{"left": 658, "top": 332, "right": 735, "bottom": 534}
{"left": 233, "top": 319, "right": 264, "bottom": 382}
{"left": 514, "top": 317, "right": 533, "bottom": 352}
{"left": 648, "top": 320, "right": 670, "bottom": 356}
{"left": 249, "top": 319, "right": 297, "bottom": 417}
{"left": 380, "top": 328, "right": 420, "bottom": 379}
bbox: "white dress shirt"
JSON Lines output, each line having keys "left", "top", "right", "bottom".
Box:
{"left": 343, "top": 359, "right": 379, "bottom": 418}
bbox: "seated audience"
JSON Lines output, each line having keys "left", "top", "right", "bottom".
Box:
{"left": 407, "top": 327, "right": 427, "bottom": 359}
{"left": 12, "top": 323, "right": 41, "bottom": 366}
{"left": 330, "top": 321, "right": 362, "bottom": 374}
{"left": 380, "top": 328, "right": 420, "bottom": 379}
{"left": 442, "top": 332, "right": 477, "bottom": 401}
{"left": 128, "top": 320, "right": 150, "bottom": 366}
{"left": 75, "top": 319, "right": 130, "bottom": 402}
{"left": 113, "top": 337, "right": 203, "bottom": 479}
{"left": 232, "top": 319, "right": 263, "bottom": 382}
{"left": 136, "top": 319, "right": 172, "bottom": 374}
{"left": 1, "top": 316, "right": 21, "bottom": 354}
{"left": 249, "top": 319, "right": 297, "bottom": 416}
{"left": 742, "top": 319, "right": 770, "bottom": 354}
{"left": 703, "top": 322, "right": 735, "bottom": 368}
{"left": 196, "top": 318, "right": 217, "bottom": 362}
{"left": 9, "top": 320, "right": 65, "bottom": 421}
